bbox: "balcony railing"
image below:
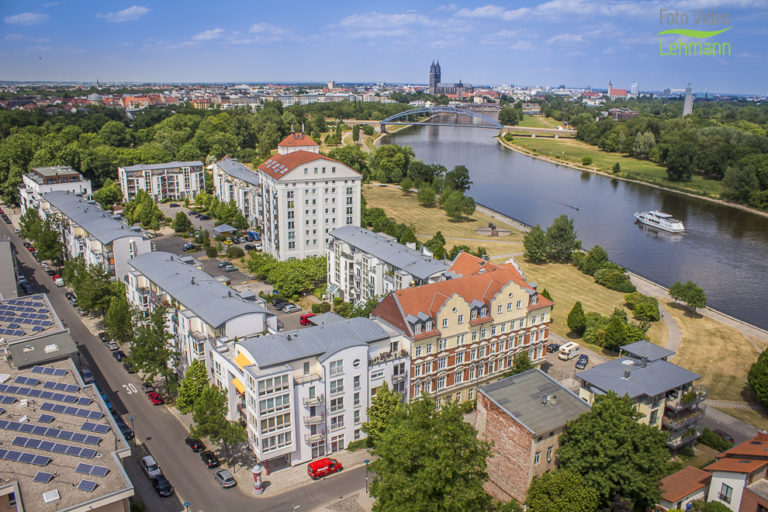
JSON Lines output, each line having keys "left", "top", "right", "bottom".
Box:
{"left": 667, "top": 426, "right": 703, "bottom": 449}
{"left": 303, "top": 394, "right": 324, "bottom": 407}
{"left": 304, "top": 433, "right": 325, "bottom": 443}
{"left": 666, "top": 387, "right": 708, "bottom": 412}
{"left": 662, "top": 410, "right": 703, "bottom": 431}
{"left": 392, "top": 373, "right": 407, "bottom": 384}
{"left": 370, "top": 349, "right": 409, "bottom": 366}
{"left": 304, "top": 413, "right": 325, "bottom": 426}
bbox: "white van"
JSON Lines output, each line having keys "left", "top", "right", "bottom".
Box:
{"left": 558, "top": 342, "right": 581, "bottom": 361}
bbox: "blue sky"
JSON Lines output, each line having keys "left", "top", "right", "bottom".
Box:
{"left": 1, "top": 0, "right": 767, "bottom": 94}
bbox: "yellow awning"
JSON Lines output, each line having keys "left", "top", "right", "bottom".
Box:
{"left": 232, "top": 377, "right": 245, "bottom": 394}
{"left": 234, "top": 352, "right": 252, "bottom": 369}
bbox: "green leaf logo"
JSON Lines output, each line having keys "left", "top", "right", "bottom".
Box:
{"left": 657, "top": 27, "right": 732, "bottom": 38}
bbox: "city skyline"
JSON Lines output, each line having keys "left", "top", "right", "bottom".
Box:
{"left": 1, "top": 0, "right": 767, "bottom": 94}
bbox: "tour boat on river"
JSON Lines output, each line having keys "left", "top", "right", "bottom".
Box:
{"left": 633, "top": 210, "right": 685, "bottom": 233}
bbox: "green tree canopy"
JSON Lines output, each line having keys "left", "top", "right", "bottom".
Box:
{"left": 362, "top": 382, "right": 402, "bottom": 448}
{"left": 525, "top": 470, "right": 600, "bottom": 512}
{"left": 176, "top": 359, "right": 210, "bottom": 414}
{"left": 172, "top": 211, "right": 193, "bottom": 233}
{"left": 417, "top": 183, "right": 437, "bottom": 207}
{"left": 129, "top": 306, "right": 179, "bottom": 391}
{"left": 567, "top": 301, "right": 587, "bottom": 335}
{"left": 749, "top": 348, "right": 768, "bottom": 408}
{"left": 444, "top": 165, "right": 473, "bottom": 193}
{"left": 104, "top": 294, "right": 133, "bottom": 344}
{"left": 523, "top": 225, "right": 549, "bottom": 263}
{"left": 545, "top": 215, "right": 580, "bottom": 262}
{"left": 92, "top": 178, "right": 123, "bottom": 210}
{"left": 191, "top": 384, "right": 246, "bottom": 462}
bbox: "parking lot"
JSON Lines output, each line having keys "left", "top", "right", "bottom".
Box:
{"left": 540, "top": 337, "right": 606, "bottom": 391}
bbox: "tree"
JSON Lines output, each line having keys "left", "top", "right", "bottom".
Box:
{"left": 498, "top": 106, "right": 521, "bottom": 126}
{"left": 443, "top": 190, "right": 473, "bottom": 221}
{"left": 540, "top": 288, "right": 553, "bottom": 302}
{"left": 104, "top": 294, "right": 133, "bottom": 344}
{"left": 176, "top": 359, "right": 210, "bottom": 414}
{"left": 35, "top": 216, "right": 63, "bottom": 263}
{"left": 191, "top": 385, "right": 246, "bottom": 462}
{"left": 362, "top": 382, "right": 402, "bottom": 448}
{"left": 525, "top": 470, "right": 600, "bottom": 512}
{"left": 580, "top": 245, "right": 609, "bottom": 276}
{"left": 666, "top": 141, "right": 696, "bottom": 181}
{"left": 370, "top": 397, "right": 492, "bottom": 512}
{"left": 19, "top": 208, "right": 43, "bottom": 241}
{"left": 505, "top": 352, "right": 533, "bottom": 376}
{"left": 400, "top": 177, "right": 414, "bottom": 195}
{"left": 748, "top": 349, "right": 768, "bottom": 408}
{"left": 417, "top": 184, "right": 436, "bottom": 206}
{"left": 545, "top": 215, "right": 580, "bottom": 262}
{"left": 683, "top": 282, "right": 707, "bottom": 314}
{"left": 93, "top": 178, "right": 123, "bottom": 210}
{"left": 612, "top": 162, "right": 621, "bottom": 173}
{"left": 567, "top": 301, "right": 587, "bottom": 335}
{"left": 722, "top": 164, "right": 759, "bottom": 203}
{"left": 172, "top": 211, "right": 193, "bottom": 233}
{"left": 129, "top": 306, "right": 179, "bottom": 392}
{"left": 558, "top": 392, "right": 669, "bottom": 509}
{"left": 631, "top": 131, "right": 656, "bottom": 159}
{"left": 687, "top": 502, "right": 732, "bottom": 512}
{"left": 444, "top": 165, "right": 473, "bottom": 193}
{"left": 523, "top": 225, "right": 549, "bottom": 263}
{"left": 668, "top": 281, "right": 686, "bottom": 303}
{"left": 603, "top": 314, "right": 626, "bottom": 352}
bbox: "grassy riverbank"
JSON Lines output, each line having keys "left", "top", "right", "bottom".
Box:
{"left": 517, "top": 115, "right": 563, "bottom": 129}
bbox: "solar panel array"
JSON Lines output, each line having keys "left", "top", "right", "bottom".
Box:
{"left": 76, "top": 463, "right": 109, "bottom": 477}
{"left": 0, "top": 300, "right": 54, "bottom": 335}
{"left": 15, "top": 376, "right": 40, "bottom": 386}
{"left": 31, "top": 366, "right": 67, "bottom": 377}
{"left": 38, "top": 414, "right": 54, "bottom": 423}
{"left": 0, "top": 395, "right": 16, "bottom": 405}
{"left": 43, "top": 381, "right": 80, "bottom": 393}
{"left": 34, "top": 471, "right": 54, "bottom": 483}
{"left": 0, "top": 382, "right": 91, "bottom": 405}
{"left": 0, "top": 448, "right": 51, "bottom": 466}
{"left": 0, "top": 419, "right": 101, "bottom": 445}
{"left": 77, "top": 480, "right": 97, "bottom": 492}
{"left": 81, "top": 421, "right": 110, "bottom": 434}
{"left": 12, "top": 436, "right": 98, "bottom": 459}
{"left": 40, "top": 402, "right": 102, "bottom": 420}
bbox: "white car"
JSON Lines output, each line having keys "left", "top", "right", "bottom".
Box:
{"left": 106, "top": 341, "right": 119, "bottom": 351}
{"left": 141, "top": 455, "right": 162, "bottom": 479}
{"left": 54, "top": 277, "right": 64, "bottom": 287}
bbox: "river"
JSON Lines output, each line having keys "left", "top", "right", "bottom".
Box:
{"left": 383, "top": 123, "right": 768, "bottom": 331}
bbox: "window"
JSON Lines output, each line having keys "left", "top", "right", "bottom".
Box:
{"left": 415, "top": 345, "right": 422, "bottom": 357}
{"left": 438, "top": 357, "right": 447, "bottom": 370}
{"left": 546, "top": 446, "right": 553, "bottom": 462}
{"left": 436, "top": 376, "right": 446, "bottom": 390}
{"left": 414, "top": 324, "right": 422, "bottom": 335}
{"left": 491, "top": 325, "right": 497, "bottom": 336}
{"left": 303, "top": 362, "right": 310, "bottom": 375}
{"left": 507, "top": 302, "right": 513, "bottom": 311}
{"left": 330, "top": 378, "right": 344, "bottom": 395}
{"left": 457, "top": 314, "right": 464, "bottom": 324}
{"left": 258, "top": 393, "right": 290, "bottom": 414}
{"left": 481, "top": 307, "right": 487, "bottom": 316}
{"left": 261, "top": 431, "right": 291, "bottom": 453}
{"left": 330, "top": 397, "right": 344, "bottom": 412}
{"left": 353, "top": 375, "right": 360, "bottom": 389}
{"left": 455, "top": 370, "right": 463, "bottom": 384}
{"left": 472, "top": 331, "right": 478, "bottom": 342}
{"left": 354, "top": 410, "right": 361, "bottom": 424}
{"left": 519, "top": 319, "right": 525, "bottom": 329}
{"left": 442, "top": 318, "right": 448, "bottom": 328}
{"left": 497, "top": 304, "right": 503, "bottom": 314}
{"left": 329, "top": 360, "right": 343, "bottom": 376}
{"left": 354, "top": 392, "right": 360, "bottom": 407}
{"left": 468, "top": 388, "right": 473, "bottom": 400}
{"left": 426, "top": 343, "right": 433, "bottom": 354}
{"left": 390, "top": 340, "right": 399, "bottom": 353}
{"left": 258, "top": 375, "right": 289, "bottom": 396}
{"left": 457, "top": 334, "right": 465, "bottom": 345}
{"left": 438, "top": 338, "right": 447, "bottom": 350}
{"left": 414, "top": 382, "right": 422, "bottom": 396}
{"left": 330, "top": 433, "right": 344, "bottom": 452}
{"left": 480, "top": 328, "right": 486, "bottom": 339}
{"left": 371, "top": 370, "right": 384, "bottom": 379}
{"left": 534, "top": 451, "right": 541, "bottom": 464}
{"left": 426, "top": 320, "right": 433, "bottom": 331}
{"left": 516, "top": 300, "right": 522, "bottom": 309}
{"left": 260, "top": 413, "right": 291, "bottom": 433}
{"left": 719, "top": 483, "right": 733, "bottom": 503}
{"left": 331, "top": 415, "right": 344, "bottom": 431}
{"left": 540, "top": 313, "right": 546, "bottom": 323}
{"left": 470, "top": 348, "right": 477, "bottom": 360}
{"left": 471, "top": 310, "right": 477, "bottom": 320}
{"left": 456, "top": 352, "right": 464, "bottom": 364}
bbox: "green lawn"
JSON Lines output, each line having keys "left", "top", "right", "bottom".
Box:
{"left": 517, "top": 115, "right": 562, "bottom": 129}
{"left": 508, "top": 137, "right": 725, "bottom": 197}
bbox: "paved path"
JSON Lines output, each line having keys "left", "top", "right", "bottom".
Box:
{"left": 701, "top": 407, "right": 758, "bottom": 445}
{"left": 659, "top": 303, "right": 682, "bottom": 354}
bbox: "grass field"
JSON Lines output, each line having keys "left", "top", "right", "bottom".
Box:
{"left": 507, "top": 136, "right": 724, "bottom": 197}
{"left": 715, "top": 407, "right": 768, "bottom": 430}
{"left": 517, "top": 115, "right": 562, "bottom": 129}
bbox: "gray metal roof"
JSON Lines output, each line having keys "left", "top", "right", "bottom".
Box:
{"left": 620, "top": 340, "right": 675, "bottom": 362}
{"left": 239, "top": 317, "right": 388, "bottom": 368}
{"left": 120, "top": 161, "right": 203, "bottom": 172}
{"left": 0, "top": 239, "right": 17, "bottom": 300}
{"left": 212, "top": 224, "right": 237, "bottom": 234}
{"left": 128, "top": 252, "right": 272, "bottom": 328}
{"left": 576, "top": 357, "right": 701, "bottom": 399}
{"left": 7, "top": 330, "right": 78, "bottom": 368}
{"left": 308, "top": 312, "right": 346, "bottom": 326}
{"left": 31, "top": 165, "right": 80, "bottom": 177}
{"left": 44, "top": 191, "right": 147, "bottom": 245}
{"left": 330, "top": 226, "right": 449, "bottom": 280}
{"left": 480, "top": 369, "right": 590, "bottom": 436}
{"left": 214, "top": 157, "right": 260, "bottom": 186}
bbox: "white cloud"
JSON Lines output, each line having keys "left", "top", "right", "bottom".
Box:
{"left": 4, "top": 12, "right": 49, "bottom": 25}
{"left": 436, "top": 3, "right": 458, "bottom": 11}
{"left": 430, "top": 36, "right": 466, "bottom": 48}
{"left": 456, "top": 5, "right": 529, "bottom": 20}
{"left": 43, "top": 1, "right": 60, "bottom": 7}
{"left": 348, "top": 29, "right": 409, "bottom": 39}
{"left": 339, "top": 12, "right": 443, "bottom": 28}
{"left": 4, "top": 33, "right": 49, "bottom": 42}
{"left": 547, "top": 33, "right": 585, "bottom": 44}
{"left": 96, "top": 6, "right": 150, "bottom": 23}
{"left": 510, "top": 40, "right": 534, "bottom": 50}
{"left": 193, "top": 28, "right": 224, "bottom": 41}
{"left": 247, "top": 22, "right": 292, "bottom": 43}
{"left": 249, "top": 22, "right": 288, "bottom": 35}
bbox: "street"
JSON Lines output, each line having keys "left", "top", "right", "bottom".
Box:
{"left": 1, "top": 217, "right": 366, "bottom": 512}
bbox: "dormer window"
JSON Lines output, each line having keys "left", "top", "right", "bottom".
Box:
{"left": 481, "top": 307, "right": 487, "bottom": 317}
{"left": 531, "top": 295, "right": 538, "bottom": 305}
{"left": 471, "top": 310, "right": 477, "bottom": 320}
{"left": 414, "top": 324, "right": 422, "bottom": 334}
{"left": 425, "top": 320, "right": 433, "bottom": 331}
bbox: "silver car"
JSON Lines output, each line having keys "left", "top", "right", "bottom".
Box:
{"left": 213, "top": 469, "right": 237, "bottom": 488}
{"left": 106, "top": 340, "right": 119, "bottom": 351}
{"left": 141, "top": 455, "right": 162, "bottom": 479}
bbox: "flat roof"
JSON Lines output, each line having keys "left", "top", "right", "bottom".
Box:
{"left": 330, "top": 226, "right": 449, "bottom": 280}
{"left": 0, "top": 358, "right": 133, "bottom": 511}
{"left": 0, "top": 238, "right": 18, "bottom": 300}
{"left": 0, "top": 294, "right": 65, "bottom": 343}
{"left": 43, "top": 191, "right": 147, "bottom": 245}
{"left": 621, "top": 340, "right": 675, "bottom": 362}
{"left": 120, "top": 161, "right": 203, "bottom": 172}
{"left": 577, "top": 357, "right": 700, "bottom": 399}
{"left": 746, "top": 478, "right": 768, "bottom": 502}
{"left": 479, "top": 369, "right": 590, "bottom": 436}
{"left": 128, "top": 252, "right": 272, "bottom": 329}
{"left": 31, "top": 166, "right": 80, "bottom": 178}
{"left": 214, "top": 157, "right": 259, "bottom": 186}
{"left": 7, "top": 331, "right": 78, "bottom": 369}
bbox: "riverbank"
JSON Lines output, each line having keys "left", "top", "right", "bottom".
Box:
{"left": 496, "top": 136, "right": 768, "bottom": 220}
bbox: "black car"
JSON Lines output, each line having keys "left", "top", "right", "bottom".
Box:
{"left": 123, "top": 361, "right": 136, "bottom": 373}
{"left": 200, "top": 450, "right": 220, "bottom": 468}
{"left": 546, "top": 343, "right": 561, "bottom": 353}
{"left": 152, "top": 476, "right": 174, "bottom": 497}
{"left": 141, "top": 382, "right": 155, "bottom": 394}
{"left": 112, "top": 350, "right": 127, "bottom": 362}
{"left": 45, "top": 269, "right": 56, "bottom": 276}
{"left": 199, "top": 215, "right": 211, "bottom": 221}
{"left": 98, "top": 333, "right": 108, "bottom": 342}
{"left": 575, "top": 354, "right": 589, "bottom": 370}
{"left": 271, "top": 298, "right": 288, "bottom": 309}
{"left": 244, "top": 244, "right": 256, "bottom": 251}
{"left": 169, "top": 203, "right": 180, "bottom": 208}
{"left": 114, "top": 418, "right": 134, "bottom": 440}
{"left": 185, "top": 437, "right": 205, "bottom": 452}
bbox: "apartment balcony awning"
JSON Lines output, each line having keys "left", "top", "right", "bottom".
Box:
{"left": 235, "top": 352, "right": 252, "bottom": 369}
{"left": 232, "top": 377, "right": 245, "bottom": 394}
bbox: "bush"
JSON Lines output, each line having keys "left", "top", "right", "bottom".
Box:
{"left": 678, "top": 445, "right": 696, "bottom": 458}
{"left": 215, "top": 234, "right": 227, "bottom": 242}
{"left": 582, "top": 156, "right": 593, "bottom": 165}
{"left": 205, "top": 246, "right": 218, "bottom": 258}
{"left": 594, "top": 267, "right": 636, "bottom": 293}
{"left": 625, "top": 292, "right": 660, "bottom": 321}
{"left": 312, "top": 302, "right": 332, "bottom": 314}
{"left": 460, "top": 400, "right": 477, "bottom": 413}
{"left": 226, "top": 246, "right": 244, "bottom": 259}
{"left": 346, "top": 438, "right": 372, "bottom": 452}
{"left": 699, "top": 427, "right": 733, "bottom": 451}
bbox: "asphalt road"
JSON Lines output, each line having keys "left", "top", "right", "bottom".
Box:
{"left": 1, "top": 219, "right": 366, "bottom": 512}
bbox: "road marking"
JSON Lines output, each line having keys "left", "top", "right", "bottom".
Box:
{"left": 123, "top": 383, "right": 138, "bottom": 394}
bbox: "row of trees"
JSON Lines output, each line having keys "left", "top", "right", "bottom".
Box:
{"left": 62, "top": 257, "right": 124, "bottom": 316}
{"left": 123, "top": 189, "right": 164, "bottom": 229}
{"left": 669, "top": 280, "right": 708, "bottom": 314}
{"left": 567, "top": 303, "right": 650, "bottom": 351}
{"left": 573, "top": 245, "right": 635, "bottom": 293}
{"left": 193, "top": 192, "right": 249, "bottom": 230}
{"left": 247, "top": 253, "right": 326, "bottom": 299}
{"left": 523, "top": 215, "right": 581, "bottom": 263}
{"left": 19, "top": 209, "right": 63, "bottom": 263}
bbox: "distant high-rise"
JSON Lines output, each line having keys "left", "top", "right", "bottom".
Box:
{"left": 428, "top": 60, "right": 472, "bottom": 97}
{"left": 683, "top": 83, "right": 693, "bottom": 117}
{"left": 429, "top": 60, "right": 441, "bottom": 95}
{"left": 631, "top": 81, "right": 639, "bottom": 97}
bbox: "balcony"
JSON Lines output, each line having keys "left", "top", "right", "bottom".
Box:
{"left": 666, "top": 387, "right": 708, "bottom": 412}
{"left": 303, "top": 394, "right": 325, "bottom": 407}
{"left": 304, "top": 433, "right": 325, "bottom": 443}
{"left": 392, "top": 373, "right": 407, "bottom": 384}
{"left": 667, "top": 426, "right": 703, "bottom": 449}
{"left": 370, "top": 349, "right": 409, "bottom": 366}
{"left": 662, "top": 410, "right": 703, "bottom": 431}
{"left": 304, "top": 413, "right": 325, "bottom": 426}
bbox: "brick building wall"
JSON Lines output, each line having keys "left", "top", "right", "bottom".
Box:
{"left": 476, "top": 392, "right": 533, "bottom": 504}
{"left": 740, "top": 487, "right": 768, "bottom": 512}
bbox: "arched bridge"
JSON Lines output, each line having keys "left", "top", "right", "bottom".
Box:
{"left": 380, "top": 106, "right": 503, "bottom": 133}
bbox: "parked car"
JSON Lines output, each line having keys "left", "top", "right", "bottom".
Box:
{"left": 80, "top": 368, "right": 94, "bottom": 385}
{"left": 106, "top": 340, "right": 120, "bottom": 351}
{"left": 41, "top": 262, "right": 51, "bottom": 272}
{"left": 222, "top": 264, "right": 236, "bottom": 272}
{"left": 243, "top": 244, "right": 256, "bottom": 251}
{"left": 223, "top": 239, "right": 233, "bottom": 246}
{"left": 65, "top": 292, "right": 78, "bottom": 306}
{"left": 200, "top": 450, "right": 220, "bottom": 468}
{"left": 300, "top": 313, "right": 317, "bottom": 326}
{"left": 276, "top": 302, "right": 295, "bottom": 311}
{"left": 714, "top": 429, "right": 735, "bottom": 444}
{"left": 112, "top": 350, "right": 127, "bottom": 361}
{"left": 141, "top": 382, "right": 155, "bottom": 394}
{"left": 307, "top": 458, "right": 343, "bottom": 480}
{"left": 27, "top": 245, "right": 36, "bottom": 252}
{"left": 230, "top": 236, "right": 241, "bottom": 244}
{"left": 271, "top": 298, "right": 288, "bottom": 309}
{"left": 99, "top": 392, "right": 115, "bottom": 413}
{"left": 169, "top": 203, "right": 180, "bottom": 208}
{"left": 575, "top": 354, "right": 589, "bottom": 370}
{"left": 147, "top": 391, "right": 164, "bottom": 405}
{"left": 199, "top": 215, "right": 210, "bottom": 221}
{"left": 98, "top": 333, "right": 108, "bottom": 342}
{"left": 123, "top": 361, "right": 136, "bottom": 374}
{"left": 46, "top": 269, "right": 56, "bottom": 276}
{"left": 283, "top": 304, "right": 302, "bottom": 314}
{"left": 213, "top": 469, "right": 237, "bottom": 489}
{"left": 546, "top": 343, "right": 561, "bottom": 353}
{"left": 114, "top": 417, "right": 134, "bottom": 440}
{"left": 78, "top": 308, "right": 87, "bottom": 316}
{"left": 54, "top": 277, "right": 64, "bottom": 287}
{"left": 141, "top": 455, "right": 163, "bottom": 479}
{"left": 185, "top": 437, "right": 205, "bottom": 452}
{"left": 152, "top": 476, "right": 174, "bottom": 497}
{"left": 217, "top": 261, "right": 229, "bottom": 268}
{"left": 183, "top": 242, "right": 196, "bottom": 251}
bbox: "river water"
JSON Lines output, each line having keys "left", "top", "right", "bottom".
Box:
{"left": 383, "top": 124, "right": 768, "bottom": 331}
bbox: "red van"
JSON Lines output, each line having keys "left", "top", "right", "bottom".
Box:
{"left": 307, "top": 458, "right": 342, "bottom": 480}
{"left": 300, "top": 313, "right": 317, "bottom": 326}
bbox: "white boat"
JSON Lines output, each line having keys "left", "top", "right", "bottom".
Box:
{"left": 633, "top": 210, "right": 685, "bottom": 233}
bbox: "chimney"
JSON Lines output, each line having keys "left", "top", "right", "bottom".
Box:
{"left": 641, "top": 354, "right": 648, "bottom": 368}
{"left": 623, "top": 369, "right": 631, "bottom": 379}
{"left": 549, "top": 394, "right": 557, "bottom": 406}
{"left": 758, "top": 431, "right": 768, "bottom": 442}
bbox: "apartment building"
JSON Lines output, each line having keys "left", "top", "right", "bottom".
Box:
{"left": 125, "top": 251, "right": 276, "bottom": 373}
{"left": 205, "top": 313, "right": 408, "bottom": 468}
{"left": 476, "top": 369, "right": 590, "bottom": 504}
{"left": 117, "top": 160, "right": 204, "bottom": 202}
{"left": 18, "top": 166, "right": 92, "bottom": 216}
{"left": 576, "top": 340, "right": 705, "bottom": 451}
{"left": 372, "top": 252, "right": 553, "bottom": 405}
{"left": 212, "top": 156, "right": 261, "bottom": 227}
{"left": 258, "top": 133, "right": 362, "bottom": 261}
{"left": 327, "top": 226, "right": 449, "bottom": 303}
{"left": 41, "top": 191, "right": 152, "bottom": 280}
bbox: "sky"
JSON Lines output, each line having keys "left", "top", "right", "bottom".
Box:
{"left": 1, "top": 0, "right": 767, "bottom": 95}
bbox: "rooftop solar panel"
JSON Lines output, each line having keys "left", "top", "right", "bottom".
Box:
{"left": 20, "top": 452, "right": 35, "bottom": 464}
{"left": 33, "top": 471, "right": 53, "bottom": 483}
{"left": 75, "top": 463, "right": 93, "bottom": 474}
{"left": 0, "top": 395, "right": 16, "bottom": 404}
{"left": 33, "top": 455, "right": 51, "bottom": 466}
{"left": 33, "top": 425, "right": 47, "bottom": 435}
{"left": 80, "top": 448, "right": 97, "bottom": 458}
{"left": 77, "top": 480, "right": 97, "bottom": 492}
{"left": 66, "top": 445, "right": 82, "bottom": 456}
{"left": 77, "top": 397, "right": 91, "bottom": 406}
{"left": 84, "top": 435, "right": 100, "bottom": 445}
{"left": 91, "top": 466, "right": 109, "bottom": 477}
{"left": 6, "top": 450, "right": 21, "bottom": 461}
{"left": 26, "top": 438, "right": 41, "bottom": 449}
{"left": 52, "top": 443, "right": 67, "bottom": 454}
{"left": 38, "top": 414, "right": 54, "bottom": 423}
{"left": 71, "top": 433, "right": 87, "bottom": 443}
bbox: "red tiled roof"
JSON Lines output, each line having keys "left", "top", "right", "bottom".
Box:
{"left": 721, "top": 435, "right": 768, "bottom": 459}
{"left": 660, "top": 466, "right": 711, "bottom": 503}
{"left": 278, "top": 133, "right": 318, "bottom": 148}
{"left": 706, "top": 459, "right": 768, "bottom": 474}
{"left": 609, "top": 89, "right": 628, "bottom": 96}
{"left": 257, "top": 150, "right": 348, "bottom": 180}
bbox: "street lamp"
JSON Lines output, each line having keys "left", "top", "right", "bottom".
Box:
{"left": 364, "top": 459, "right": 371, "bottom": 494}
{"left": 128, "top": 416, "right": 135, "bottom": 438}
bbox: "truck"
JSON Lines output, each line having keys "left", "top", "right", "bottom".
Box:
{"left": 247, "top": 230, "right": 261, "bottom": 242}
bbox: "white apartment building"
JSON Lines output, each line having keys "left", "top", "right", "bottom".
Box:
{"left": 41, "top": 191, "right": 152, "bottom": 280}
{"left": 206, "top": 313, "right": 409, "bottom": 467}
{"left": 258, "top": 133, "right": 362, "bottom": 261}
{"left": 125, "top": 251, "right": 276, "bottom": 372}
{"left": 18, "top": 166, "right": 92, "bottom": 216}
{"left": 327, "top": 226, "right": 449, "bottom": 303}
{"left": 212, "top": 157, "right": 261, "bottom": 227}
{"left": 118, "top": 161, "right": 204, "bottom": 202}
